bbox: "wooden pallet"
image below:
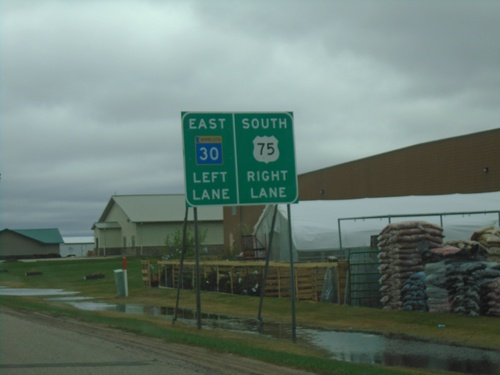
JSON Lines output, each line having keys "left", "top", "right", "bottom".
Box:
{"left": 155, "top": 260, "right": 347, "bottom": 303}
{"left": 140, "top": 260, "right": 151, "bottom": 287}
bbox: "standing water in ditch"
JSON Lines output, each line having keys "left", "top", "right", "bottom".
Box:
{"left": 2, "top": 287, "right": 500, "bottom": 374}
{"left": 60, "top": 299, "right": 500, "bottom": 374}
{"left": 303, "top": 328, "right": 500, "bottom": 374}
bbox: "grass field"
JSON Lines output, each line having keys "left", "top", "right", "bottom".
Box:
{"left": 1, "top": 257, "right": 499, "bottom": 375}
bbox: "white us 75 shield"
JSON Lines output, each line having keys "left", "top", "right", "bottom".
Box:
{"left": 253, "top": 136, "right": 280, "bottom": 164}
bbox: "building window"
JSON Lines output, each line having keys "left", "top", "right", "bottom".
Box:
{"left": 132, "top": 236, "right": 136, "bottom": 248}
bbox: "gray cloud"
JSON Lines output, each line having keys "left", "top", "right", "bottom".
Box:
{"left": 1, "top": 0, "right": 499, "bottom": 236}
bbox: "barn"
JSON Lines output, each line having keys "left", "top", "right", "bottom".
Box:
{"left": 0, "top": 228, "right": 64, "bottom": 260}
{"left": 92, "top": 194, "right": 224, "bottom": 256}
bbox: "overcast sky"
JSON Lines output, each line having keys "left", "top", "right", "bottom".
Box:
{"left": 1, "top": 0, "right": 499, "bottom": 237}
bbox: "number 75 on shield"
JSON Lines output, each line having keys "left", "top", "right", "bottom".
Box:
{"left": 195, "top": 136, "right": 223, "bottom": 165}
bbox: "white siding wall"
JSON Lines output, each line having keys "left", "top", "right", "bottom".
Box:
{"left": 104, "top": 204, "right": 134, "bottom": 249}
{"left": 98, "top": 228, "right": 121, "bottom": 249}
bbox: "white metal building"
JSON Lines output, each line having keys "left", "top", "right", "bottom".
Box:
{"left": 60, "top": 237, "right": 95, "bottom": 257}
{"left": 92, "top": 194, "right": 224, "bottom": 256}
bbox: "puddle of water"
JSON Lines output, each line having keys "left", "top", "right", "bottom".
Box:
{"left": 65, "top": 301, "right": 296, "bottom": 340}
{"left": 303, "top": 329, "right": 500, "bottom": 374}
{"left": 0, "top": 287, "right": 79, "bottom": 297}
{"left": 64, "top": 301, "right": 151, "bottom": 314}
{"left": 2, "top": 287, "right": 500, "bottom": 374}
{"left": 46, "top": 296, "right": 94, "bottom": 302}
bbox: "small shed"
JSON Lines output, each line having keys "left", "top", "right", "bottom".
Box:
{"left": 0, "top": 228, "right": 64, "bottom": 260}
{"left": 60, "top": 237, "right": 95, "bottom": 257}
{"left": 254, "top": 192, "right": 500, "bottom": 262}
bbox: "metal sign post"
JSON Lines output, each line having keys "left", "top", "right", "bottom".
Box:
{"left": 257, "top": 205, "right": 278, "bottom": 325}
{"left": 287, "top": 204, "right": 296, "bottom": 341}
{"left": 173, "top": 205, "right": 189, "bottom": 325}
{"left": 194, "top": 207, "right": 202, "bottom": 329}
{"left": 172, "top": 205, "right": 202, "bottom": 329}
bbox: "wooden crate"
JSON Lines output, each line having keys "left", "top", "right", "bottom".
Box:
{"left": 295, "top": 267, "right": 322, "bottom": 301}
{"left": 265, "top": 266, "right": 291, "bottom": 298}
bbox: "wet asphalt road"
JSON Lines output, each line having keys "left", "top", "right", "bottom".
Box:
{"left": 0, "top": 311, "right": 202, "bottom": 375}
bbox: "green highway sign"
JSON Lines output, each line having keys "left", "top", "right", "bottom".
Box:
{"left": 182, "top": 112, "right": 298, "bottom": 206}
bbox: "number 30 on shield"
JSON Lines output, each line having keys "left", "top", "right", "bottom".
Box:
{"left": 195, "top": 136, "right": 223, "bottom": 165}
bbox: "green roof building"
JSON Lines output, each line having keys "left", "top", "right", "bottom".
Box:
{"left": 0, "top": 228, "right": 64, "bottom": 259}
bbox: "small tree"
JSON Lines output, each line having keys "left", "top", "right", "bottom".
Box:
{"left": 164, "top": 227, "right": 207, "bottom": 260}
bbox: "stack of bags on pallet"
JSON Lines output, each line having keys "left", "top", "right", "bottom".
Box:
{"left": 423, "top": 240, "right": 500, "bottom": 316}
{"left": 422, "top": 243, "right": 486, "bottom": 314}
{"left": 401, "top": 271, "right": 427, "bottom": 311}
{"left": 485, "top": 277, "right": 500, "bottom": 316}
{"left": 424, "top": 258, "right": 449, "bottom": 313}
{"left": 476, "top": 266, "right": 500, "bottom": 316}
{"left": 471, "top": 226, "right": 500, "bottom": 262}
{"left": 445, "top": 261, "right": 500, "bottom": 316}
{"left": 377, "top": 222, "right": 500, "bottom": 316}
{"left": 377, "top": 221, "right": 443, "bottom": 310}
{"left": 444, "top": 261, "right": 485, "bottom": 316}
